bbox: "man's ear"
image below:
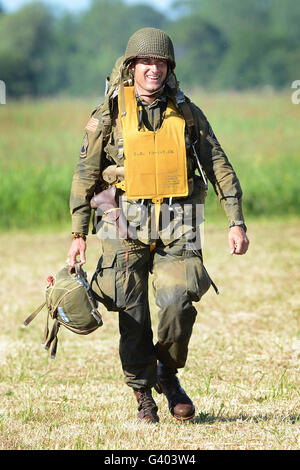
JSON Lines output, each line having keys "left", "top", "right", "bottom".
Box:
{"left": 129, "top": 59, "right": 135, "bottom": 74}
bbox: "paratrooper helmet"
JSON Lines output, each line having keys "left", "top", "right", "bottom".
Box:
{"left": 124, "top": 27, "right": 176, "bottom": 69}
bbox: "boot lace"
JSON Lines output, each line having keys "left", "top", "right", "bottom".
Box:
{"left": 138, "top": 389, "right": 158, "bottom": 415}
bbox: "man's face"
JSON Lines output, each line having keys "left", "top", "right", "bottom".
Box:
{"left": 131, "top": 58, "right": 168, "bottom": 97}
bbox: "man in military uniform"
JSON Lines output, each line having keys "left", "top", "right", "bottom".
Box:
{"left": 67, "top": 28, "right": 249, "bottom": 424}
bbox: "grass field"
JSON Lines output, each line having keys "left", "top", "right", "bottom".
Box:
{"left": 0, "top": 220, "right": 299, "bottom": 450}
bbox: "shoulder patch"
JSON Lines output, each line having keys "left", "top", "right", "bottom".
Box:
{"left": 85, "top": 116, "right": 99, "bottom": 133}
{"left": 80, "top": 132, "right": 89, "bottom": 158}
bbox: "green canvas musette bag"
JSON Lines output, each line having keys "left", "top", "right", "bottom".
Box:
{"left": 24, "top": 264, "right": 103, "bottom": 358}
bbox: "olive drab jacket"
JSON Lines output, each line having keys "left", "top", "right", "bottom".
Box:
{"left": 70, "top": 86, "right": 245, "bottom": 243}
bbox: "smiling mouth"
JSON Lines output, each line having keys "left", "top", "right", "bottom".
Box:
{"left": 146, "top": 75, "right": 161, "bottom": 81}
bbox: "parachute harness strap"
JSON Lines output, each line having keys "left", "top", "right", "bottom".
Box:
{"left": 150, "top": 196, "right": 163, "bottom": 252}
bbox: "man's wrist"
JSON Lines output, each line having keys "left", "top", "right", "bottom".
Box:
{"left": 229, "top": 221, "right": 247, "bottom": 233}
{"left": 72, "top": 232, "right": 87, "bottom": 241}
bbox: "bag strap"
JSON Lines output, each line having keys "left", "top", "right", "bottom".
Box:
{"left": 75, "top": 265, "right": 103, "bottom": 325}
{"left": 24, "top": 301, "right": 60, "bottom": 359}
{"left": 42, "top": 310, "right": 50, "bottom": 345}
{"left": 44, "top": 319, "right": 60, "bottom": 359}
{"left": 23, "top": 301, "right": 46, "bottom": 326}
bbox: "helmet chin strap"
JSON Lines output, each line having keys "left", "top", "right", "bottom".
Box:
{"left": 137, "top": 83, "right": 165, "bottom": 99}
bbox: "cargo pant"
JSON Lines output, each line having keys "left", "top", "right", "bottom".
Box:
{"left": 91, "top": 233, "right": 212, "bottom": 390}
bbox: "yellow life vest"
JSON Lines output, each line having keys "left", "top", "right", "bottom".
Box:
{"left": 118, "top": 85, "right": 188, "bottom": 201}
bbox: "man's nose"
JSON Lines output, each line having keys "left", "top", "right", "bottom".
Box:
{"left": 149, "top": 63, "right": 159, "bottom": 73}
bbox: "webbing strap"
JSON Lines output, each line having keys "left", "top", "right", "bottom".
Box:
{"left": 42, "top": 311, "right": 50, "bottom": 344}
{"left": 178, "top": 101, "right": 195, "bottom": 134}
{"left": 178, "top": 101, "right": 208, "bottom": 188}
{"left": 119, "top": 81, "right": 126, "bottom": 117}
{"left": 23, "top": 302, "right": 46, "bottom": 327}
{"left": 150, "top": 197, "right": 163, "bottom": 252}
{"left": 50, "top": 332, "right": 59, "bottom": 359}
{"left": 44, "top": 319, "right": 60, "bottom": 359}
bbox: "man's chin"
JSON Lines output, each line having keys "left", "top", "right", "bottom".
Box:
{"left": 146, "top": 83, "right": 164, "bottom": 94}
{"left": 148, "top": 88, "right": 160, "bottom": 94}
{"left": 135, "top": 81, "right": 165, "bottom": 98}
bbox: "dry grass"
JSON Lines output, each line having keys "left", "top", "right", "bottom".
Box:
{"left": 0, "top": 220, "right": 299, "bottom": 450}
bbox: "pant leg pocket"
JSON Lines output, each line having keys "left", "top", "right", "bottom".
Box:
{"left": 185, "top": 256, "right": 212, "bottom": 302}
{"left": 91, "top": 253, "right": 119, "bottom": 311}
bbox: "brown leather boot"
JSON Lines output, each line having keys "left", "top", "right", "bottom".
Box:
{"left": 133, "top": 388, "right": 159, "bottom": 424}
{"left": 155, "top": 364, "right": 195, "bottom": 420}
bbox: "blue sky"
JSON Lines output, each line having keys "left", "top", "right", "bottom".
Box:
{"left": 1, "top": 0, "right": 173, "bottom": 14}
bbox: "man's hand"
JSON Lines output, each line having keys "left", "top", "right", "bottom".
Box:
{"left": 67, "top": 238, "right": 87, "bottom": 267}
{"left": 228, "top": 226, "right": 249, "bottom": 255}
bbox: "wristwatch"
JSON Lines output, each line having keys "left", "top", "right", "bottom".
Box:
{"left": 229, "top": 221, "right": 247, "bottom": 233}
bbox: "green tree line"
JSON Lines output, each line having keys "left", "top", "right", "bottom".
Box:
{"left": 0, "top": 0, "right": 299, "bottom": 98}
